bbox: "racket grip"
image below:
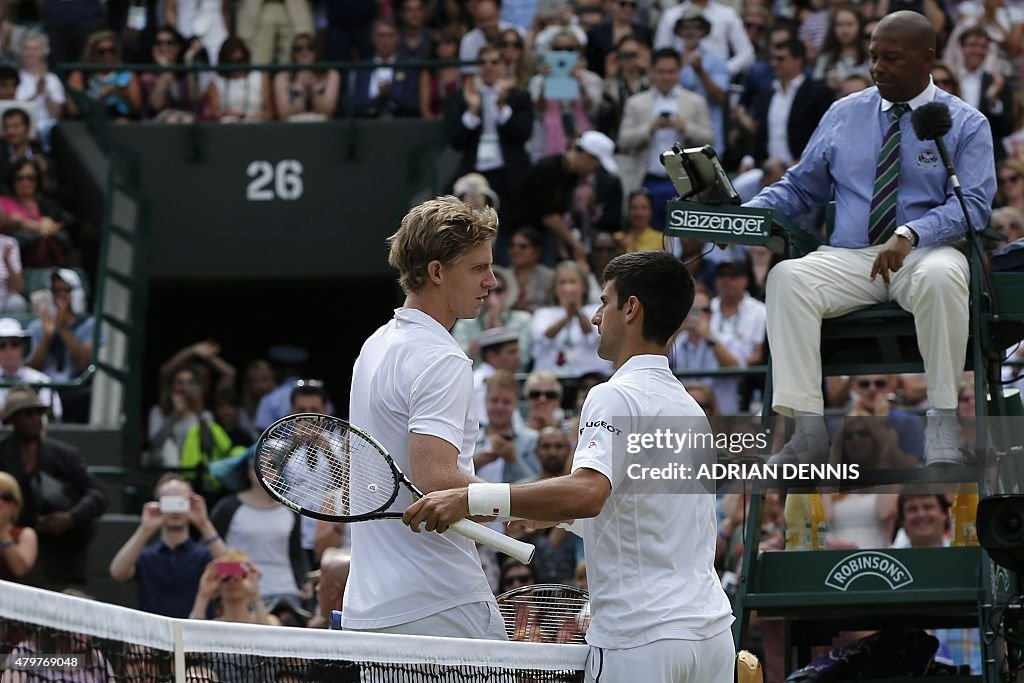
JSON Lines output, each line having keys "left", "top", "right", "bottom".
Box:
{"left": 450, "top": 519, "right": 535, "bottom": 564}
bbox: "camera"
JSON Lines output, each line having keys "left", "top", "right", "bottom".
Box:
{"left": 159, "top": 495, "right": 190, "bottom": 514}
{"left": 215, "top": 561, "right": 248, "bottom": 578}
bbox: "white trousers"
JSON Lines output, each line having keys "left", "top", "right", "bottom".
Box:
{"left": 585, "top": 630, "right": 736, "bottom": 683}
{"left": 766, "top": 244, "right": 969, "bottom": 414}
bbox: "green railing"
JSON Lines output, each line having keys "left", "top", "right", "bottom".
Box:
{"left": 61, "top": 86, "right": 151, "bottom": 461}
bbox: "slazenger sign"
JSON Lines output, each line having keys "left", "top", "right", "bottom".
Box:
{"left": 824, "top": 551, "right": 914, "bottom": 591}
{"left": 664, "top": 202, "right": 771, "bottom": 244}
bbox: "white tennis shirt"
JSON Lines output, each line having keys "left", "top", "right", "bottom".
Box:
{"left": 570, "top": 354, "right": 734, "bottom": 649}
{"left": 343, "top": 308, "right": 496, "bottom": 630}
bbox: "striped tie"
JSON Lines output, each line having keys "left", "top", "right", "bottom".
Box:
{"left": 867, "top": 103, "right": 909, "bottom": 245}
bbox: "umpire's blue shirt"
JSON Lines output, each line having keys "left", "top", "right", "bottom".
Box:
{"left": 136, "top": 538, "right": 212, "bottom": 618}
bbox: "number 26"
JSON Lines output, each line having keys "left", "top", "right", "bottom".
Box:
{"left": 246, "top": 160, "right": 304, "bottom": 201}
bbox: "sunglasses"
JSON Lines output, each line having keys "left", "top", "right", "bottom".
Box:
{"left": 844, "top": 428, "right": 871, "bottom": 440}
{"left": 856, "top": 379, "right": 888, "bottom": 389}
{"left": 999, "top": 174, "right": 1021, "bottom": 184}
{"left": 479, "top": 58, "right": 502, "bottom": 65}
{"left": 528, "top": 390, "right": 560, "bottom": 400}
{"left": 0, "top": 491, "right": 15, "bottom": 504}
{"left": 14, "top": 174, "right": 36, "bottom": 182}
{"left": 0, "top": 340, "right": 22, "bottom": 349}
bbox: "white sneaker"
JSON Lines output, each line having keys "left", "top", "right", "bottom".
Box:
{"left": 924, "top": 409, "right": 966, "bottom": 467}
{"left": 767, "top": 418, "right": 831, "bottom": 466}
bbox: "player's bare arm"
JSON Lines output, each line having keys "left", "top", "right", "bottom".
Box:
{"left": 408, "top": 432, "right": 484, "bottom": 492}
{"left": 403, "top": 467, "right": 611, "bottom": 534}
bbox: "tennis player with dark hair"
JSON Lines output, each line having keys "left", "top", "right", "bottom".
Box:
{"left": 405, "top": 250, "right": 735, "bottom": 681}
{"left": 343, "top": 195, "right": 509, "bottom": 639}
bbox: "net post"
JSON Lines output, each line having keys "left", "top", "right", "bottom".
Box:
{"left": 174, "top": 620, "right": 186, "bottom": 683}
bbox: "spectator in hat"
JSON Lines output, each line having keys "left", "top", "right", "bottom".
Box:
{"left": 108, "top": 473, "right": 226, "bottom": 618}
{"left": 617, "top": 48, "right": 713, "bottom": 231}
{"left": 0, "top": 385, "right": 107, "bottom": 589}
{"left": 254, "top": 346, "right": 334, "bottom": 431}
{"left": 453, "top": 264, "right": 533, "bottom": 371}
{"left": 655, "top": 0, "right": 754, "bottom": 77}
{"left": 511, "top": 131, "right": 623, "bottom": 263}
{"left": 676, "top": 7, "right": 730, "bottom": 155}
{"left": 27, "top": 269, "right": 97, "bottom": 423}
{"left": 472, "top": 326, "right": 521, "bottom": 419}
{"left": 0, "top": 317, "right": 61, "bottom": 420}
{"left": 453, "top": 172, "right": 501, "bottom": 212}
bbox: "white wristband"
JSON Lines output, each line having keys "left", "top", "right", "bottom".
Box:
{"left": 467, "top": 483, "right": 511, "bottom": 517}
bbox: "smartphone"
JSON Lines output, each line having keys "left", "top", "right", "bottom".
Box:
{"left": 659, "top": 111, "right": 672, "bottom": 119}
{"left": 543, "top": 50, "right": 580, "bottom": 101}
{"left": 30, "top": 289, "right": 54, "bottom": 318}
{"left": 215, "top": 561, "right": 247, "bottom": 578}
{"left": 158, "top": 495, "right": 190, "bottom": 514}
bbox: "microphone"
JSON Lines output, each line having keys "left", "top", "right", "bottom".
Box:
{"left": 911, "top": 101, "right": 958, "bottom": 188}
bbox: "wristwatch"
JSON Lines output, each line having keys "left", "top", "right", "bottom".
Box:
{"left": 894, "top": 225, "right": 918, "bottom": 247}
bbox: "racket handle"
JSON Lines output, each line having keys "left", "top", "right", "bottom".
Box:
{"left": 450, "top": 519, "right": 535, "bottom": 564}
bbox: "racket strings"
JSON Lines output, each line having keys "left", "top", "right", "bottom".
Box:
{"left": 257, "top": 418, "right": 398, "bottom": 517}
{"left": 496, "top": 586, "right": 590, "bottom": 644}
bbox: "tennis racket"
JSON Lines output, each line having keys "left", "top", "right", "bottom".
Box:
{"left": 495, "top": 584, "right": 590, "bottom": 644}
{"left": 253, "top": 413, "right": 535, "bottom": 564}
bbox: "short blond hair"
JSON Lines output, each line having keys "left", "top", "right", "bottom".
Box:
{"left": 387, "top": 195, "right": 498, "bottom": 293}
{"left": 0, "top": 471, "right": 23, "bottom": 517}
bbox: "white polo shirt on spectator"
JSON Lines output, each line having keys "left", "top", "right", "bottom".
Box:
{"left": 709, "top": 293, "right": 766, "bottom": 414}
{"left": 570, "top": 354, "right": 734, "bottom": 648}
{"left": 343, "top": 307, "right": 495, "bottom": 630}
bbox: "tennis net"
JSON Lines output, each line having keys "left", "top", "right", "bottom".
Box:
{"left": 0, "top": 582, "right": 588, "bottom": 682}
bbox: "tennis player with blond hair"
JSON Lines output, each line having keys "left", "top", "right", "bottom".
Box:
{"left": 343, "top": 195, "right": 509, "bottom": 639}
{"left": 405, "top": 250, "right": 735, "bottom": 680}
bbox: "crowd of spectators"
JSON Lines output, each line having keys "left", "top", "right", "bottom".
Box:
{"left": 0, "top": 0, "right": 1020, "bottom": 679}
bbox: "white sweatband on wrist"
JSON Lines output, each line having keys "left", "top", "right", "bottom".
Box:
{"left": 467, "top": 483, "right": 511, "bottom": 517}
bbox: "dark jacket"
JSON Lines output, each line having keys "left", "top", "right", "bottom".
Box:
{"left": 979, "top": 71, "right": 1015, "bottom": 160}
{"left": 752, "top": 76, "right": 834, "bottom": 164}
{"left": 0, "top": 434, "right": 107, "bottom": 529}
{"left": 348, "top": 62, "right": 420, "bottom": 118}
{"left": 585, "top": 22, "right": 653, "bottom": 79}
{"left": 0, "top": 434, "right": 108, "bottom": 586}
{"left": 449, "top": 87, "right": 534, "bottom": 197}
